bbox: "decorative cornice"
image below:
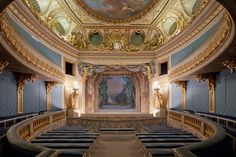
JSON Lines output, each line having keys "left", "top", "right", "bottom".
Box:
{"left": 0, "top": 13, "right": 65, "bottom": 81}
{"left": 0, "top": 59, "right": 9, "bottom": 73}
{"left": 222, "top": 58, "right": 236, "bottom": 73}
{"left": 169, "top": 12, "right": 232, "bottom": 80}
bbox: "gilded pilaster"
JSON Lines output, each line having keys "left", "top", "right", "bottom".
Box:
{"left": 45, "top": 81, "right": 58, "bottom": 111}
{"left": 195, "top": 73, "right": 216, "bottom": 113}
{"left": 175, "top": 81, "right": 187, "bottom": 110}
{"left": 0, "top": 59, "right": 9, "bottom": 73}
{"left": 14, "top": 73, "right": 37, "bottom": 113}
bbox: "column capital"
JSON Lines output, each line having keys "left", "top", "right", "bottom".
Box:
{"left": 0, "top": 59, "right": 9, "bottom": 73}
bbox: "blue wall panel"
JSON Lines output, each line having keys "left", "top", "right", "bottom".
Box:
{"left": 186, "top": 81, "right": 209, "bottom": 112}
{"left": 171, "top": 21, "right": 219, "bottom": 67}
{"left": 215, "top": 70, "right": 236, "bottom": 116}
{"left": 171, "top": 83, "right": 182, "bottom": 110}
{"left": 23, "top": 80, "right": 46, "bottom": 113}
{"left": 51, "top": 84, "right": 63, "bottom": 111}
{"left": 0, "top": 71, "right": 17, "bottom": 117}
{"left": 11, "top": 20, "right": 62, "bottom": 67}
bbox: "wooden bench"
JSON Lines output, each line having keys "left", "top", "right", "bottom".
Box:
{"left": 99, "top": 128, "right": 135, "bottom": 134}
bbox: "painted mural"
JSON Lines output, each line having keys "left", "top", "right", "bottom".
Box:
{"left": 98, "top": 77, "right": 135, "bottom": 109}
{"left": 78, "top": 0, "right": 153, "bottom": 20}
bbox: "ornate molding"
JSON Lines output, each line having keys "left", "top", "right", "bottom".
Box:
{"left": 45, "top": 81, "right": 58, "bottom": 111}
{"left": 195, "top": 73, "right": 216, "bottom": 113}
{"left": 8, "top": 4, "right": 78, "bottom": 58}
{"left": 157, "top": 3, "right": 223, "bottom": 57}
{"left": 0, "top": 59, "right": 9, "bottom": 73}
{"left": 222, "top": 58, "right": 236, "bottom": 73}
{"left": 169, "top": 12, "right": 232, "bottom": 80}
{"left": 0, "top": 13, "right": 65, "bottom": 81}
{"left": 174, "top": 81, "right": 187, "bottom": 110}
{"left": 14, "top": 72, "right": 37, "bottom": 113}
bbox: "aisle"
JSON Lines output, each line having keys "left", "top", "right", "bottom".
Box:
{"left": 93, "top": 134, "right": 144, "bottom": 157}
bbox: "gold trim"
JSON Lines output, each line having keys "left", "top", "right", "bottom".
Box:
{"left": 195, "top": 73, "right": 216, "bottom": 113}
{"left": 222, "top": 58, "right": 236, "bottom": 73}
{"left": 45, "top": 81, "right": 58, "bottom": 111}
{"left": 157, "top": 5, "right": 224, "bottom": 57}
{"left": 14, "top": 72, "right": 38, "bottom": 113}
{"left": 169, "top": 12, "right": 232, "bottom": 80}
{"left": 8, "top": 4, "right": 78, "bottom": 58}
{"left": 73, "top": 0, "right": 161, "bottom": 23}
{"left": 0, "top": 13, "right": 65, "bottom": 81}
{"left": 174, "top": 81, "right": 187, "bottom": 110}
{"left": 0, "top": 59, "right": 9, "bottom": 73}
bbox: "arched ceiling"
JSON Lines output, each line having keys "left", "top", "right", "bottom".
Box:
{"left": 23, "top": 0, "right": 208, "bottom": 54}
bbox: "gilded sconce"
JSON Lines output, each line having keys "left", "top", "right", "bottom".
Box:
{"left": 223, "top": 58, "right": 236, "bottom": 73}
{"left": 45, "top": 81, "right": 58, "bottom": 111}
{"left": 0, "top": 59, "right": 9, "bottom": 73}
{"left": 14, "top": 73, "right": 37, "bottom": 113}
{"left": 195, "top": 73, "right": 216, "bottom": 113}
{"left": 175, "top": 81, "right": 187, "bottom": 110}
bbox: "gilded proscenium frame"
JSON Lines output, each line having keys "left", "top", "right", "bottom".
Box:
{"left": 14, "top": 73, "right": 37, "bottom": 114}
{"left": 175, "top": 81, "right": 187, "bottom": 110}
{"left": 195, "top": 73, "right": 216, "bottom": 113}
{"left": 45, "top": 81, "right": 58, "bottom": 111}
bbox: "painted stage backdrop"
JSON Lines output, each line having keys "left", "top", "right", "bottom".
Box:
{"left": 98, "top": 77, "right": 135, "bottom": 109}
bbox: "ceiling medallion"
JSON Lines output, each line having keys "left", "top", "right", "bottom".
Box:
{"left": 73, "top": 0, "right": 160, "bottom": 23}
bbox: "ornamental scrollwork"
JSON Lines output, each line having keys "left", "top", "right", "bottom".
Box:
{"left": 0, "top": 59, "right": 9, "bottom": 73}
{"left": 222, "top": 58, "right": 236, "bottom": 73}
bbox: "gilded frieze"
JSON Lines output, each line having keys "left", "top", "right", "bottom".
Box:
{"left": 20, "top": 0, "right": 211, "bottom": 54}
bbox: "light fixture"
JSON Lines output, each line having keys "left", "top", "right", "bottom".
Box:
{"left": 73, "top": 81, "right": 79, "bottom": 91}
{"left": 153, "top": 80, "right": 160, "bottom": 90}
{"left": 153, "top": 108, "right": 160, "bottom": 117}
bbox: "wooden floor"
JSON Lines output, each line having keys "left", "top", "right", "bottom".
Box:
{"left": 93, "top": 134, "right": 144, "bottom": 157}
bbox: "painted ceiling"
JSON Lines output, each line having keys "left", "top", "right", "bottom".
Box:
{"left": 23, "top": 0, "right": 208, "bottom": 54}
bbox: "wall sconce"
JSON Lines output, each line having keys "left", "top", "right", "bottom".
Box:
{"left": 73, "top": 81, "right": 79, "bottom": 92}
{"left": 153, "top": 80, "right": 161, "bottom": 91}
{"left": 153, "top": 108, "right": 160, "bottom": 117}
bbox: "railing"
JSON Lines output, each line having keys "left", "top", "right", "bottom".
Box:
{"left": 7, "top": 110, "right": 66, "bottom": 157}
{"left": 167, "top": 110, "right": 226, "bottom": 157}
{"left": 196, "top": 112, "right": 236, "bottom": 131}
{"left": 0, "top": 113, "right": 38, "bottom": 129}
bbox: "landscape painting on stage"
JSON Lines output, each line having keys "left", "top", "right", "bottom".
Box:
{"left": 98, "top": 77, "right": 135, "bottom": 109}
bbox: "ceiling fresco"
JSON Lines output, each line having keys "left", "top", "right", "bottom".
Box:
{"left": 23, "top": 0, "right": 209, "bottom": 54}
{"left": 75, "top": 0, "right": 156, "bottom": 23}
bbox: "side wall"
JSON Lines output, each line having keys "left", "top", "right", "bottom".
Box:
{"left": 0, "top": 70, "right": 63, "bottom": 117}
{"left": 170, "top": 70, "right": 236, "bottom": 117}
